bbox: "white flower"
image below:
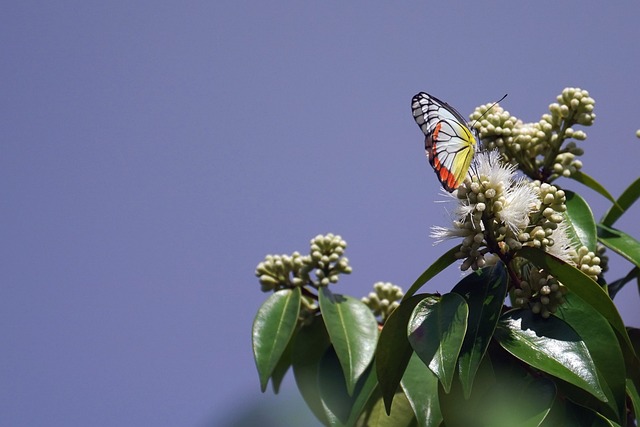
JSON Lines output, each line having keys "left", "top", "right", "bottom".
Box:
{"left": 430, "top": 221, "right": 476, "bottom": 244}
{"left": 473, "top": 150, "right": 516, "bottom": 190}
{"left": 544, "top": 221, "right": 575, "bottom": 264}
{"left": 497, "top": 179, "right": 539, "bottom": 233}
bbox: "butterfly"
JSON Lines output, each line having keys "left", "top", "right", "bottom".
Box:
{"left": 411, "top": 92, "right": 478, "bottom": 192}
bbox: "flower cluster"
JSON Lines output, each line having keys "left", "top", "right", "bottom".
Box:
{"left": 431, "top": 151, "right": 572, "bottom": 271}
{"left": 255, "top": 233, "right": 352, "bottom": 292}
{"left": 361, "top": 282, "right": 403, "bottom": 323}
{"left": 430, "top": 88, "right": 610, "bottom": 317}
{"left": 470, "top": 88, "right": 595, "bottom": 182}
{"left": 430, "top": 150, "right": 590, "bottom": 317}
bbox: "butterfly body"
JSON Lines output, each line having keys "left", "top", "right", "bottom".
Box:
{"left": 411, "top": 92, "right": 477, "bottom": 192}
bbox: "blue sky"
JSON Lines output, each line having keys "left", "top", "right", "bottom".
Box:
{"left": 2, "top": 1, "right": 639, "bottom": 425}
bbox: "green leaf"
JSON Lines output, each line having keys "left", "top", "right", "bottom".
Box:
{"left": 407, "top": 293, "right": 469, "bottom": 393}
{"left": 270, "top": 334, "right": 294, "bottom": 394}
{"left": 569, "top": 170, "right": 618, "bottom": 205}
{"left": 523, "top": 248, "right": 640, "bottom": 394}
{"left": 628, "top": 327, "right": 640, "bottom": 395}
{"left": 475, "top": 369, "right": 555, "bottom": 427}
{"left": 495, "top": 309, "right": 606, "bottom": 402}
{"left": 629, "top": 327, "right": 640, "bottom": 357}
{"left": 346, "top": 367, "right": 379, "bottom": 426}
{"left": 319, "top": 287, "right": 379, "bottom": 395}
{"left": 292, "top": 316, "right": 331, "bottom": 425}
{"left": 601, "top": 176, "right": 640, "bottom": 227}
{"left": 402, "top": 245, "right": 459, "bottom": 300}
{"left": 318, "top": 349, "right": 380, "bottom": 427}
{"left": 516, "top": 247, "right": 634, "bottom": 357}
{"left": 591, "top": 415, "right": 622, "bottom": 427}
{"left": 439, "top": 349, "right": 554, "bottom": 427}
{"left": 437, "top": 350, "right": 495, "bottom": 427}
{"left": 375, "top": 294, "right": 429, "bottom": 414}
{"left": 252, "top": 287, "right": 301, "bottom": 391}
{"left": 451, "top": 264, "right": 508, "bottom": 398}
{"left": 318, "top": 346, "right": 354, "bottom": 425}
{"left": 356, "top": 389, "right": 417, "bottom": 427}
{"left": 564, "top": 190, "right": 597, "bottom": 251}
{"left": 556, "top": 292, "right": 626, "bottom": 422}
{"left": 540, "top": 396, "right": 581, "bottom": 427}
{"left": 626, "top": 378, "right": 640, "bottom": 427}
{"left": 541, "top": 396, "right": 619, "bottom": 427}
{"left": 401, "top": 353, "right": 442, "bottom": 427}
{"left": 598, "top": 224, "right": 640, "bottom": 269}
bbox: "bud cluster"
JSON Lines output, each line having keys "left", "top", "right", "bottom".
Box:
{"left": 517, "top": 182, "right": 570, "bottom": 259}
{"left": 596, "top": 243, "right": 609, "bottom": 277}
{"left": 569, "top": 245, "right": 602, "bottom": 281}
{"left": 361, "top": 282, "right": 404, "bottom": 323}
{"left": 255, "top": 252, "right": 309, "bottom": 292}
{"left": 513, "top": 266, "right": 567, "bottom": 318}
{"left": 470, "top": 88, "right": 595, "bottom": 182}
{"left": 255, "top": 233, "right": 352, "bottom": 292}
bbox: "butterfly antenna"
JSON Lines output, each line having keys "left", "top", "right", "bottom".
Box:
{"left": 470, "top": 94, "right": 508, "bottom": 130}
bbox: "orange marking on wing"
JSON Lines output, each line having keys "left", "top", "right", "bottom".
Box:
{"left": 433, "top": 153, "right": 441, "bottom": 169}
{"left": 447, "top": 173, "right": 458, "bottom": 189}
{"left": 432, "top": 123, "right": 441, "bottom": 141}
{"left": 437, "top": 165, "right": 461, "bottom": 191}
{"left": 439, "top": 167, "right": 450, "bottom": 183}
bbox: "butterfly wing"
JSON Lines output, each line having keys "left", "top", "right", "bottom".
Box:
{"left": 411, "top": 92, "right": 476, "bottom": 192}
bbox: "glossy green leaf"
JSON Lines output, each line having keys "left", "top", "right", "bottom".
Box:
{"left": 601, "top": 176, "right": 640, "bottom": 227}
{"left": 521, "top": 249, "right": 640, "bottom": 392}
{"left": 540, "top": 396, "right": 581, "bottom": 427}
{"left": 252, "top": 287, "right": 301, "bottom": 391}
{"left": 318, "top": 347, "right": 354, "bottom": 425}
{"left": 541, "top": 397, "right": 619, "bottom": 427}
{"left": 408, "top": 293, "right": 468, "bottom": 393}
{"left": 401, "top": 353, "right": 442, "bottom": 427}
{"left": 495, "top": 309, "right": 606, "bottom": 402}
{"left": 403, "top": 246, "right": 459, "bottom": 300}
{"left": 291, "top": 316, "right": 331, "bottom": 425}
{"left": 439, "top": 349, "right": 554, "bottom": 427}
{"left": 598, "top": 224, "right": 640, "bottom": 269}
{"left": 451, "top": 264, "right": 508, "bottom": 398}
{"left": 437, "top": 354, "right": 493, "bottom": 426}
{"left": 475, "top": 370, "right": 555, "bottom": 427}
{"left": 516, "top": 247, "right": 634, "bottom": 356}
{"left": 570, "top": 170, "right": 618, "bottom": 205}
{"left": 357, "top": 389, "right": 417, "bottom": 427}
{"left": 564, "top": 190, "right": 597, "bottom": 251}
{"left": 376, "top": 294, "right": 429, "bottom": 414}
{"left": 318, "top": 348, "right": 380, "bottom": 427}
{"left": 556, "top": 292, "right": 626, "bottom": 422}
{"left": 346, "top": 367, "right": 379, "bottom": 426}
{"left": 319, "top": 287, "right": 378, "bottom": 395}
{"left": 270, "top": 334, "right": 293, "bottom": 394}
